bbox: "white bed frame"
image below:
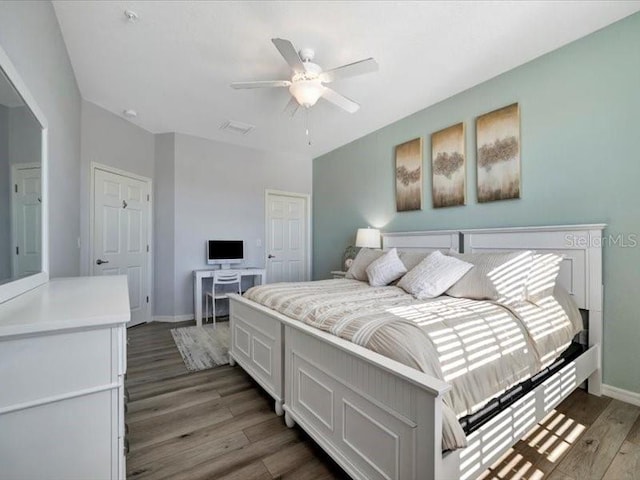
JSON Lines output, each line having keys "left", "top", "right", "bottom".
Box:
{"left": 228, "top": 224, "right": 605, "bottom": 480}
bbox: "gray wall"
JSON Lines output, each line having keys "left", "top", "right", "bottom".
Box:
{"left": 153, "top": 133, "right": 176, "bottom": 317}
{"left": 0, "top": 0, "right": 82, "bottom": 277}
{"left": 152, "top": 133, "right": 312, "bottom": 317}
{"left": 0, "top": 106, "right": 9, "bottom": 279}
{"left": 79, "top": 99, "right": 155, "bottom": 275}
{"left": 8, "top": 106, "right": 41, "bottom": 167}
{"left": 313, "top": 13, "right": 640, "bottom": 394}
{"left": 76, "top": 100, "right": 312, "bottom": 320}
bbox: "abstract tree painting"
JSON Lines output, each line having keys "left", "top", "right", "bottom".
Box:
{"left": 395, "top": 137, "right": 423, "bottom": 211}
{"left": 476, "top": 103, "right": 521, "bottom": 202}
{"left": 431, "top": 123, "right": 466, "bottom": 208}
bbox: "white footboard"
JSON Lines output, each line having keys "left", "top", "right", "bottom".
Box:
{"left": 282, "top": 322, "right": 452, "bottom": 480}
{"left": 228, "top": 294, "right": 453, "bottom": 480}
{"left": 229, "top": 296, "right": 284, "bottom": 413}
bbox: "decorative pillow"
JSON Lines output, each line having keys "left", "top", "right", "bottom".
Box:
{"left": 366, "top": 248, "right": 407, "bottom": 287}
{"left": 525, "top": 253, "right": 563, "bottom": 304}
{"left": 399, "top": 251, "right": 429, "bottom": 271}
{"left": 445, "top": 250, "right": 534, "bottom": 303}
{"left": 345, "top": 248, "right": 384, "bottom": 281}
{"left": 398, "top": 251, "right": 474, "bottom": 299}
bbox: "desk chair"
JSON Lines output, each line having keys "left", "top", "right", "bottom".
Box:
{"left": 204, "top": 271, "right": 241, "bottom": 327}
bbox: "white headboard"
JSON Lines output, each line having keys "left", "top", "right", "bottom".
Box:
{"left": 382, "top": 230, "right": 460, "bottom": 253}
{"left": 379, "top": 224, "right": 604, "bottom": 311}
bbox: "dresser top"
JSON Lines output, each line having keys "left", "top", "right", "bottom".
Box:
{"left": 0, "top": 276, "right": 130, "bottom": 338}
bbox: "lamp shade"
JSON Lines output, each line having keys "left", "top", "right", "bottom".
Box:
{"left": 355, "top": 228, "right": 381, "bottom": 249}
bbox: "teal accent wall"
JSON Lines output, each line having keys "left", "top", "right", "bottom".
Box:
{"left": 313, "top": 13, "right": 640, "bottom": 394}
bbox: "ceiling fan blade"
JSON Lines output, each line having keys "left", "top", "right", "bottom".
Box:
{"left": 322, "top": 88, "right": 360, "bottom": 113}
{"left": 272, "top": 38, "right": 305, "bottom": 73}
{"left": 320, "top": 58, "right": 378, "bottom": 83}
{"left": 230, "top": 80, "right": 291, "bottom": 89}
{"left": 283, "top": 97, "right": 299, "bottom": 117}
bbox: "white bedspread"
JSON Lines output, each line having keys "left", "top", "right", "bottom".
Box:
{"left": 244, "top": 279, "right": 582, "bottom": 450}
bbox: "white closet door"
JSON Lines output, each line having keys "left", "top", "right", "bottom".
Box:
{"left": 93, "top": 168, "right": 150, "bottom": 326}
{"left": 266, "top": 192, "right": 308, "bottom": 283}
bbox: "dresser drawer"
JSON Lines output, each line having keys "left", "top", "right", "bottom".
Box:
{"left": 0, "top": 327, "right": 116, "bottom": 409}
{"left": 0, "top": 389, "right": 115, "bottom": 479}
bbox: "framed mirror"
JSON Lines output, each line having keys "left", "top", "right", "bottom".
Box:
{"left": 0, "top": 44, "right": 48, "bottom": 303}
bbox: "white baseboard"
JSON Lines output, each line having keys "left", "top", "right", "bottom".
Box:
{"left": 152, "top": 314, "right": 194, "bottom": 323}
{"left": 602, "top": 383, "right": 640, "bottom": 407}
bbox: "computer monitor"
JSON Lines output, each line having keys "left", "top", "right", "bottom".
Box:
{"left": 207, "top": 240, "right": 244, "bottom": 269}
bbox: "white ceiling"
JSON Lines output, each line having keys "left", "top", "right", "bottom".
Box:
{"left": 53, "top": 1, "right": 640, "bottom": 158}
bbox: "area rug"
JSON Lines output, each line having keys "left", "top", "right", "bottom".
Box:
{"left": 170, "top": 323, "right": 230, "bottom": 372}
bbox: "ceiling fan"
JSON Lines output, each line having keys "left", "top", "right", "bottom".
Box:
{"left": 231, "top": 38, "right": 378, "bottom": 115}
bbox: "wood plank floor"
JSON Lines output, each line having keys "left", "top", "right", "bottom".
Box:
{"left": 126, "top": 322, "right": 640, "bottom": 480}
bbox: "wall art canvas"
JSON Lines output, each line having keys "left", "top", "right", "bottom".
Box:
{"left": 431, "top": 123, "right": 466, "bottom": 208}
{"left": 395, "top": 137, "right": 423, "bottom": 211}
{"left": 476, "top": 103, "right": 520, "bottom": 202}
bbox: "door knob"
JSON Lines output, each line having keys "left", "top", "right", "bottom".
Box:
{"left": 96, "top": 259, "right": 109, "bottom": 265}
{"left": 268, "top": 254, "right": 275, "bottom": 259}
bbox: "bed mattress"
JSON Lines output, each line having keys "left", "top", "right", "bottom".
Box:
{"left": 243, "top": 278, "right": 582, "bottom": 450}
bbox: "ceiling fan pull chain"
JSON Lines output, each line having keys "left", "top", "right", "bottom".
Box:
{"left": 305, "top": 108, "right": 312, "bottom": 146}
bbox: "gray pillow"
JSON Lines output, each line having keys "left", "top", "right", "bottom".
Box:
{"left": 345, "top": 248, "right": 384, "bottom": 281}
{"left": 398, "top": 251, "right": 429, "bottom": 271}
{"left": 446, "top": 250, "right": 534, "bottom": 303}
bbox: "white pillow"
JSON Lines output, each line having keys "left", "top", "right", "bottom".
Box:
{"left": 366, "top": 248, "right": 407, "bottom": 287}
{"left": 345, "top": 248, "right": 384, "bottom": 281}
{"left": 525, "top": 253, "right": 563, "bottom": 304}
{"left": 398, "top": 251, "right": 473, "bottom": 299}
{"left": 446, "top": 250, "right": 534, "bottom": 303}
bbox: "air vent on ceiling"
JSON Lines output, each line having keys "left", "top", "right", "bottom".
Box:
{"left": 219, "top": 120, "right": 255, "bottom": 136}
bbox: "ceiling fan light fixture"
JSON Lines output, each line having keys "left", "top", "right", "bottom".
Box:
{"left": 231, "top": 38, "right": 376, "bottom": 114}
{"left": 289, "top": 79, "right": 324, "bottom": 108}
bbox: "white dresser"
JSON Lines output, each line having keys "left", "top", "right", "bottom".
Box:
{"left": 0, "top": 276, "right": 129, "bottom": 480}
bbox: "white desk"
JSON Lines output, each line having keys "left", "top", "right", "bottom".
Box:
{"left": 193, "top": 268, "right": 266, "bottom": 326}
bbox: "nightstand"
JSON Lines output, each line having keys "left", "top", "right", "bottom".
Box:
{"left": 331, "top": 270, "right": 347, "bottom": 279}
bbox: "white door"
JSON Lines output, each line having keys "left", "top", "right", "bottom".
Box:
{"left": 12, "top": 166, "right": 41, "bottom": 278}
{"left": 266, "top": 192, "right": 309, "bottom": 283}
{"left": 93, "top": 168, "right": 150, "bottom": 326}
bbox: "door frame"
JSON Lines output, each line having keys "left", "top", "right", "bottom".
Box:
{"left": 90, "top": 162, "right": 153, "bottom": 325}
{"left": 264, "top": 189, "right": 312, "bottom": 282}
{"left": 10, "top": 163, "right": 42, "bottom": 278}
